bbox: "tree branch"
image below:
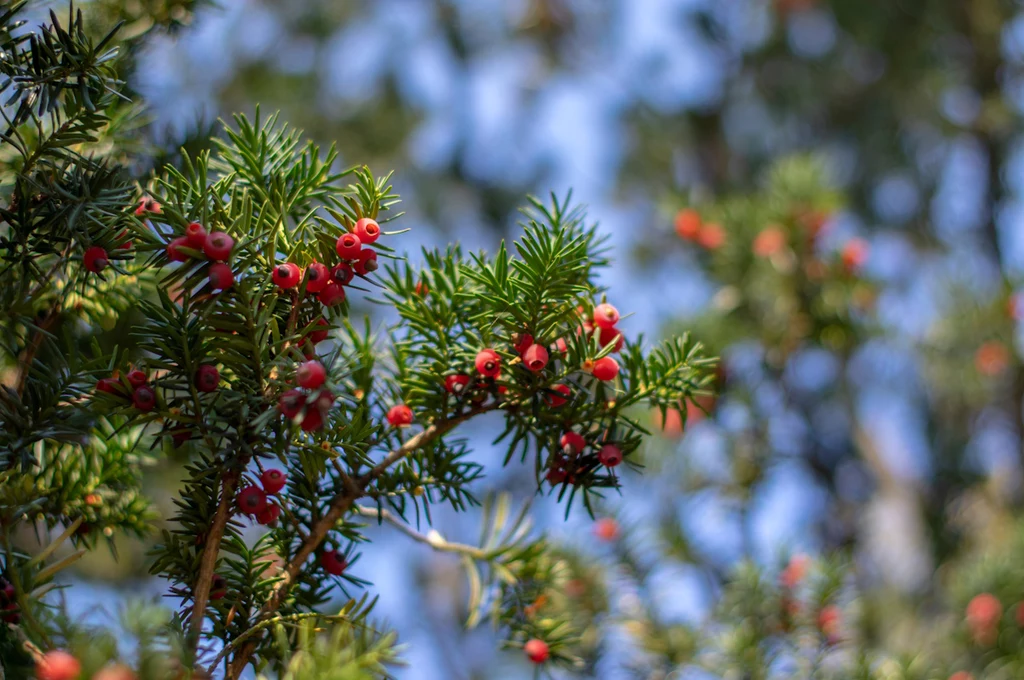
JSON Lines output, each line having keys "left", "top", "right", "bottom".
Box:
{"left": 352, "top": 505, "right": 487, "bottom": 560}
{"left": 187, "top": 472, "right": 238, "bottom": 650}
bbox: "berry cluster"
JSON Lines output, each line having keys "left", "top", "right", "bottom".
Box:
{"left": 164, "top": 220, "right": 236, "bottom": 291}
{"left": 278, "top": 360, "right": 333, "bottom": 431}
{"left": 236, "top": 468, "right": 288, "bottom": 526}
{"left": 95, "top": 368, "right": 157, "bottom": 412}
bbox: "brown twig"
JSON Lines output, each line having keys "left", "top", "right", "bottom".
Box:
{"left": 187, "top": 472, "right": 239, "bottom": 649}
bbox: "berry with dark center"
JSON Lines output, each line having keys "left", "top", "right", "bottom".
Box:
{"left": 261, "top": 469, "right": 287, "bottom": 494}
{"left": 84, "top": 246, "right": 109, "bottom": 273}
{"left": 386, "top": 404, "right": 414, "bottom": 427}
{"left": 195, "top": 364, "right": 219, "bottom": 392}
{"left": 204, "top": 232, "right": 234, "bottom": 261}
{"left": 210, "top": 574, "right": 227, "bottom": 600}
{"left": 560, "top": 432, "right": 586, "bottom": 455}
{"left": 314, "top": 389, "right": 335, "bottom": 412}
{"left": 354, "top": 248, "right": 378, "bottom": 275}
{"left": 167, "top": 236, "right": 190, "bottom": 262}
{"left": 126, "top": 369, "right": 148, "bottom": 389}
{"left": 524, "top": 639, "right": 549, "bottom": 664}
{"left": 135, "top": 197, "right": 162, "bottom": 216}
{"left": 475, "top": 349, "right": 500, "bottom": 377}
{"left": 522, "top": 343, "right": 549, "bottom": 372}
{"left": 132, "top": 385, "right": 156, "bottom": 411}
{"left": 296, "top": 360, "right": 326, "bottom": 389}
{"left": 445, "top": 374, "right": 471, "bottom": 394}
{"left": 36, "top": 650, "right": 82, "bottom": 680}
{"left": 354, "top": 217, "right": 381, "bottom": 244}
{"left": 272, "top": 262, "right": 301, "bottom": 289}
{"left": 593, "top": 303, "right": 619, "bottom": 330}
{"left": 96, "top": 378, "right": 125, "bottom": 396}
{"left": 598, "top": 443, "right": 623, "bottom": 467}
{"left": 309, "top": 317, "right": 330, "bottom": 344}
{"left": 185, "top": 222, "right": 207, "bottom": 248}
{"left": 237, "top": 486, "right": 268, "bottom": 515}
{"left": 320, "top": 549, "right": 347, "bottom": 576}
{"left": 318, "top": 281, "right": 346, "bottom": 307}
{"left": 592, "top": 356, "right": 619, "bottom": 381}
{"left": 336, "top": 233, "right": 362, "bottom": 259}
{"left": 256, "top": 503, "right": 281, "bottom": 526}
{"left": 208, "top": 262, "right": 234, "bottom": 290}
{"left": 278, "top": 389, "right": 306, "bottom": 419}
{"left": 305, "top": 262, "right": 330, "bottom": 293}
{"left": 331, "top": 262, "right": 354, "bottom": 285}
{"left": 546, "top": 384, "right": 571, "bottom": 407}
{"left": 300, "top": 407, "right": 324, "bottom": 432}
{"left": 513, "top": 333, "right": 534, "bottom": 355}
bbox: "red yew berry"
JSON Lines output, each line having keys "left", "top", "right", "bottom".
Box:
{"left": 553, "top": 337, "right": 569, "bottom": 354}
{"left": 256, "top": 503, "right": 281, "bottom": 525}
{"left": 475, "top": 349, "right": 500, "bottom": 377}
{"left": 445, "top": 374, "right": 471, "bottom": 394}
{"left": 126, "top": 369, "right": 148, "bottom": 389}
{"left": 354, "top": 248, "right": 378, "bottom": 275}
{"left": 92, "top": 664, "right": 137, "bottom": 680}
{"left": 753, "top": 226, "right": 787, "bottom": 258}
{"left": 522, "top": 343, "right": 549, "bottom": 372}
{"left": 35, "top": 650, "right": 81, "bottom": 680}
{"left": 135, "top": 197, "right": 161, "bottom": 216}
{"left": 195, "top": 364, "right": 219, "bottom": 392}
{"left": 780, "top": 554, "right": 810, "bottom": 589}
{"left": 331, "top": 262, "right": 354, "bottom": 285}
{"left": 546, "top": 466, "right": 567, "bottom": 485}
{"left": 598, "top": 443, "right": 623, "bottom": 467}
{"left": 210, "top": 574, "right": 227, "bottom": 600}
{"left": 523, "top": 638, "right": 549, "bottom": 664}
{"left": 167, "top": 236, "right": 190, "bottom": 262}
{"left": 594, "top": 517, "right": 619, "bottom": 542}
{"left": 116, "top": 229, "right": 132, "bottom": 250}
{"left": 296, "top": 360, "right": 326, "bottom": 389}
{"left": 237, "top": 486, "right": 268, "bottom": 515}
{"left": 817, "top": 605, "right": 842, "bottom": 644}
{"left": 1, "top": 602, "right": 18, "bottom": 624}
{"left": 560, "top": 432, "right": 586, "bottom": 455}
{"left": 697, "top": 222, "right": 725, "bottom": 249}
{"left": 975, "top": 341, "right": 1009, "bottom": 376}
{"left": 305, "top": 262, "right": 330, "bottom": 293}
{"left": 185, "top": 222, "right": 207, "bottom": 248}
{"left": 674, "top": 208, "right": 701, "bottom": 240}
{"left": 513, "top": 333, "right": 534, "bottom": 355}
{"left": 309, "top": 317, "right": 330, "bottom": 344}
{"left": 592, "top": 356, "right": 619, "bottom": 381}
{"left": 354, "top": 217, "right": 381, "bottom": 244}
{"left": 546, "top": 384, "right": 571, "bottom": 407}
{"left": 314, "top": 389, "right": 335, "bottom": 412}
{"left": 132, "top": 385, "right": 156, "bottom": 411}
{"left": 208, "top": 262, "right": 234, "bottom": 290}
{"left": 320, "top": 549, "right": 347, "bottom": 576}
{"left": 83, "top": 246, "right": 109, "bottom": 273}
{"left": 171, "top": 427, "right": 191, "bottom": 448}
{"left": 318, "top": 281, "right": 346, "bottom": 307}
{"left": 949, "top": 673, "right": 974, "bottom": 680}
{"left": 279, "top": 389, "right": 306, "bottom": 419}
{"left": 966, "top": 593, "right": 1002, "bottom": 645}
{"left": 597, "top": 327, "right": 624, "bottom": 352}
{"left": 95, "top": 378, "right": 124, "bottom": 396}
{"left": 841, "top": 238, "right": 869, "bottom": 272}
{"left": 204, "top": 232, "right": 234, "bottom": 261}
{"left": 386, "top": 404, "right": 414, "bottom": 427}
{"left": 261, "top": 468, "right": 287, "bottom": 494}
{"left": 336, "top": 233, "right": 362, "bottom": 259}
{"left": 272, "top": 263, "right": 301, "bottom": 289}
{"left": 300, "top": 407, "right": 324, "bottom": 432}
{"left": 593, "top": 303, "right": 619, "bottom": 330}
{"left": 415, "top": 280, "right": 429, "bottom": 296}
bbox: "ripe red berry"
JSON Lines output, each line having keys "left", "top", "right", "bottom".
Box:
{"left": 697, "top": 222, "right": 725, "bottom": 249}
{"left": 314, "top": 389, "right": 335, "bottom": 412}
{"left": 597, "top": 327, "right": 624, "bottom": 352}
{"left": 594, "top": 517, "right": 619, "bottom": 541}
{"left": 445, "top": 374, "right": 471, "bottom": 394}
{"left": 415, "top": 280, "right": 429, "bottom": 296}
{"left": 841, "top": 238, "right": 869, "bottom": 272}
{"left": 272, "top": 262, "right": 301, "bottom": 289}
{"left": 949, "top": 673, "right": 974, "bottom": 680}
{"left": 780, "top": 554, "right": 810, "bottom": 589}
{"left": 967, "top": 593, "right": 1002, "bottom": 645}
{"left": 185, "top": 222, "right": 207, "bottom": 248}
{"left": 523, "top": 638, "right": 549, "bottom": 664}
{"left": 115, "top": 229, "right": 132, "bottom": 250}
{"left": 354, "top": 248, "right": 378, "bottom": 275}
{"left": 331, "top": 262, "right": 354, "bottom": 285}
{"left": 260, "top": 468, "right": 287, "bottom": 494}
{"left": 300, "top": 407, "right": 324, "bottom": 432}
{"left": 256, "top": 503, "right": 281, "bottom": 526}
{"left": 83, "top": 246, "right": 109, "bottom": 273}
{"left": 553, "top": 337, "right": 569, "bottom": 354}
{"left": 560, "top": 432, "right": 586, "bottom": 455}
{"left": 546, "top": 464, "right": 567, "bottom": 485}
{"left": 475, "top": 349, "right": 500, "bottom": 377}
{"left": 126, "top": 369, "right": 148, "bottom": 389}
{"left": 92, "top": 664, "right": 136, "bottom": 680}
{"left": 592, "top": 356, "right": 619, "bottom": 381}
{"left": 817, "top": 605, "right": 842, "bottom": 644}
{"left": 674, "top": 208, "right": 701, "bottom": 240}
{"left": 296, "top": 360, "right": 326, "bottom": 389}
{"left": 318, "top": 281, "right": 346, "bottom": 307}
{"left": 210, "top": 574, "right": 227, "bottom": 600}
{"left": 237, "top": 486, "right": 268, "bottom": 515}
{"left": 279, "top": 389, "right": 306, "bottom": 419}
{"left": 208, "top": 262, "right": 234, "bottom": 290}
{"left": 36, "top": 650, "right": 81, "bottom": 680}
{"left": 598, "top": 443, "right": 623, "bottom": 467}
{"left": 336, "top": 232, "right": 362, "bottom": 259}
{"left": 135, "top": 197, "right": 161, "bottom": 216}
{"left": 309, "top": 317, "right": 330, "bottom": 344}
{"left": 132, "top": 385, "right": 156, "bottom": 411}
{"left": 167, "top": 236, "right": 190, "bottom": 262}
{"left": 522, "top": 343, "right": 549, "bottom": 372}
{"left": 320, "top": 549, "right": 347, "bottom": 576}
{"left": 354, "top": 217, "right": 381, "bottom": 244}
{"left": 593, "top": 303, "right": 619, "bottom": 329}
{"left": 195, "top": 364, "right": 219, "bottom": 392}
{"left": 95, "top": 377, "right": 124, "bottom": 396}
{"left": 304, "top": 262, "right": 330, "bottom": 293}
{"left": 171, "top": 427, "right": 191, "bottom": 448}
{"left": 204, "top": 232, "right": 234, "bottom": 261}
{"left": 546, "top": 384, "right": 571, "bottom": 407}
{"left": 386, "top": 404, "right": 414, "bottom": 427}
{"left": 513, "top": 333, "right": 534, "bottom": 355}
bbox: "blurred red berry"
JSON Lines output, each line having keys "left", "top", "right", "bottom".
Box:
{"left": 594, "top": 517, "right": 619, "bottom": 541}
{"left": 135, "top": 197, "right": 161, "bottom": 216}
{"left": 780, "top": 554, "right": 810, "bottom": 589}
{"left": 841, "top": 238, "right": 869, "bottom": 272}
{"left": 296, "top": 360, "right": 326, "bottom": 389}
{"left": 546, "top": 384, "right": 571, "bottom": 408}
{"left": 300, "top": 407, "right": 324, "bottom": 432}
{"left": 817, "top": 605, "right": 842, "bottom": 644}
{"left": 256, "top": 503, "right": 281, "bottom": 526}
{"left": 415, "top": 280, "right": 429, "bottom": 296}
{"left": 592, "top": 356, "right": 619, "bottom": 381}
{"left": 975, "top": 341, "right": 1010, "bottom": 376}
{"left": 513, "top": 333, "right": 534, "bottom": 355}
{"left": 96, "top": 377, "right": 123, "bottom": 396}
{"left": 697, "top": 222, "right": 725, "bottom": 249}
{"left": 560, "top": 432, "right": 586, "bottom": 455}
{"left": 210, "top": 574, "right": 227, "bottom": 600}
{"left": 523, "top": 638, "right": 549, "bottom": 664}
{"left": 279, "top": 389, "right": 306, "bottom": 419}
{"left": 167, "top": 236, "right": 190, "bottom": 262}
{"left": 309, "top": 317, "right": 330, "bottom": 344}
{"left": 92, "top": 664, "right": 137, "bottom": 680}
{"left": 36, "top": 650, "right": 81, "bottom": 680}
{"left": 966, "top": 593, "right": 1002, "bottom": 645}
{"left": 83, "top": 246, "right": 108, "bottom": 273}
{"left": 753, "top": 226, "right": 787, "bottom": 258}
{"left": 674, "top": 208, "right": 701, "bottom": 240}
{"left": 445, "top": 374, "right": 471, "bottom": 394}
{"left": 354, "top": 217, "right": 380, "bottom": 244}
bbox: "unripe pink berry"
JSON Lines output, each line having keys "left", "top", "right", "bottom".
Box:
{"left": 354, "top": 217, "right": 381, "bottom": 244}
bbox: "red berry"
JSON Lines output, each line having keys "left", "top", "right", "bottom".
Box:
{"left": 597, "top": 327, "right": 624, "bottom": 352}
{"left": 949, "top": 673, "right": 974, "bottom": 680}
{"left": 598, "top": 443, "right": 623, "bottom": 467}
{"left": 204, "top": 232, "right": 234, "bottom": 261}
{"left": 92, "top": 664, "right": 136, "bottom": 680}
{"left": 320, "top": 549, "right": 347, "bottom": 576}
{"left": 95, "top": 378, "right": 124, "bottom": 396}
{"left": 386, "top": 404, "right": 414, "bottom": 427}
{"left": 308, "top": 318, "right": 330, "bottom": 344}
{"left": 132, "top": 385, "right": 156, "bottom": 411}
{"left": 210, "top": 574, "right": 227, "bottom": 600}
{"left": 967, "top": 593, "right": 1002, "bottom": 644}
{"left": 780, "top": 554, "right": 810, "bottom": 589}
{"left": 296, "top": 360, "right": 326, "bottom": 389}
{"left": 415, "top": 280, "right": 429, "bottom": 296}
{"left": 513, "top": 333, "right": 534, "bottom": 355}
{"left": 272, "top": 262, "right": 301, "bottom": 289}
{"left": 546, "top": 467, "right": 567, "bottom": 485}
{"left": 318, "top": 281, "right": 346, "bottom": 307}
{"left": 560, "top": 432, "right": 586, "bottom": 455}
{"left": 256, "top": 503, "right": 281, "bottom": 525}
{"left": 817, "top": 605, "right": 842, "bottom": 644}
{"left": 135, "top": 197, "right": 161, "bottom": 216}
{"left": 278, "top": 389, "right": 306, "bottom": 419}
{"left": 167, "top": 236, "right": 190, "bottom": 262}
{"left": 546, "top": 384, "right": 571, "bottom": 407}
{"left": 314, "top": 389, "right": 335, "bottom": 412}
{"left": 475, "top": 349, "right": 500, "bottom": 377}
{"left": 522, "top": 343, "right": 549, "bottom": 372}
{"left": 674, "top": 208, "right": 702, "bottom": 240}
{"left": 593, "top": 303, "right": 619, "bottom": 329}
{"left": 594, "top": 517, "right": 619, "bottom": 541}
{"left": 523, "top": 638, "right": 549, "bottom": 664}
{"left": 305, "top": 262, "right": 330, "bottom": 293}
{"left": 697, "top": 222, "right": 725, "bottom": 249}
{"left": 237, "top": 486, "right": 268, "bottom": 515}
{"left": 185, "top": 222, "right": 207, "bottom": 248}
{"left": 553, "top": 337, "right": 569, "bottom": 354}
{"left": 331, "top": 262, "right": 354, "bottom": 285}
{"left": 115, "top": 229, "right": 132, "bottom": 250}
{"left": 445, "top": 374, "right": 471, "bottom": 394}
{"left": 1, "top": 602, "right": 19, "bottom": 624}
{"left": 300, "top": 407, "right": 324, "bottom": 432}
{"left": 335, "top": 232, "right": 362, "bottom": 259}
{"left": 171, "top": 427, "right": 191, "bottom": 448}
{"left": 196, "top": 364, "right": 219, "bottom": 392}
{"left": 354, "top": 217, "right": 381, "bottom": 244}
{"left": 208, "top": 262, "right": 234, "bottom": 290}
{"left": 36, "top": 650, "right": 81, "bottom": 680}
{"left": 592, "top": 356, "right": 619, "bottom": 381}
{"left": 842, "top": 238, "right": 869, "bottom": 272}
{"left": 84, "top": 246, "right": 109, "bottom": 273}
{"left": 354, "top": 248, "right": 378, "bottom": 275}
{"left": 126, "top": 369, "right": 148, "bottom": 389}
{"left": 260, "top": 468, "right": 287, "bottom": 494}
